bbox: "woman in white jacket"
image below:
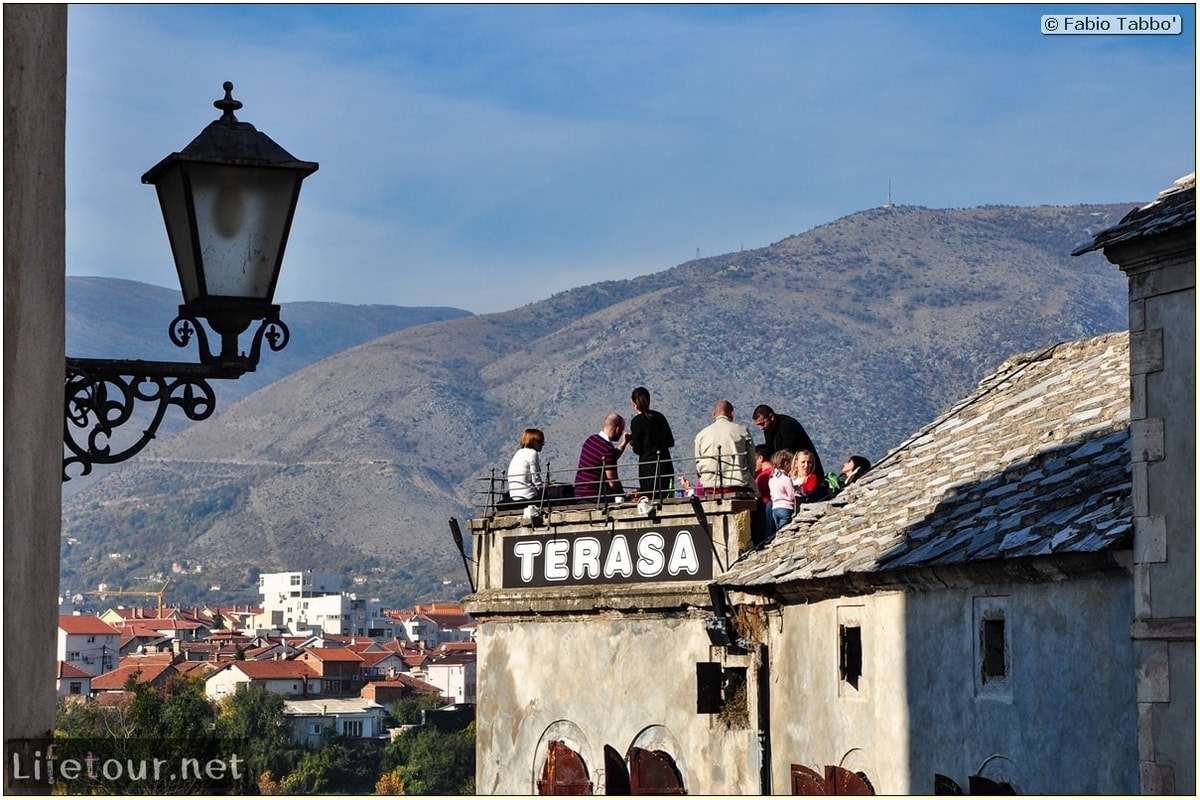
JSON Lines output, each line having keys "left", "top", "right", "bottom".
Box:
{"left": 507, "top": 428, "right": 548, "bottom": 502}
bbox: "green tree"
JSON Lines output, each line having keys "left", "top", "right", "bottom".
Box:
{"left": 52, "top": 677, "right": 223, "bottom": 795}
{"left": 278, "top": 735, "right": 383, "bottom": 795}
{"left": 216, "top": 683, "right": 292, "bottom": 792}
{"left": 382, "top": 723, "right": 475, "bottom": 795}
{"left": 388, "top": 693, "right": 445, "bottom": 726}
{"left": 158, "top": 673, "right": 217, "bottom": 741}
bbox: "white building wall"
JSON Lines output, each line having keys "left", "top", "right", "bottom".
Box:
{"left": 765, "top": 574, "right": 1137, "bottom": 794}
{"left": 258, "top": 571, "right": 341, "bottom": 598}
{"left": 205, "top": 670, "right": 316, "bottom": 700}
{"left": 56, "top": 631, "right": 118, "bottom": 677}
{"left": 473, "top": 613, "right": 760, "bottom": 795}
{"left": 306, "top": 594, "right": 348, "bottom": 635}
{"left": 57, "top": 675, "right": 92, "bottom": 699}
{"left": 423, "top": 661, "right": 476, "bottom": 705}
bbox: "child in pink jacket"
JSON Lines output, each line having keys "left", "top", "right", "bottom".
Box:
{"left": 768, "top": 449, "right": 796, "bottom": 533}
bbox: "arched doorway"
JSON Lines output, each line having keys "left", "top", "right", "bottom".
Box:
{"left": 789, "top": 764, "right": 874, "bottom": 795}
{"left": 537, "top": 740, "right": 592, "bottom": 795}
{"left": 629, "top": 746, "right": 685, "bottom": 795}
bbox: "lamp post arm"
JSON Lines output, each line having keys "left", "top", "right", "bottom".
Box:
{"left": 63, "top": 358, "right": 247, "bottom": 481}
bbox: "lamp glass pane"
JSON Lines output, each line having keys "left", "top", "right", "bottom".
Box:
{"left": 153, "top": 167, "right": 202, "bottom": 303}
{"left": 188, "top": 163, "right": 297, "bottom": 301}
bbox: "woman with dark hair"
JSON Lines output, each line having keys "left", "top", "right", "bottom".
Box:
{"left": 628, "top": 386, "right": 676, "bottom": 499}
{"left": 841, "top": 455, "right": 872, "bottom": 486}
{"left": 826, "top": 454, "right": 873, "bottom": 497}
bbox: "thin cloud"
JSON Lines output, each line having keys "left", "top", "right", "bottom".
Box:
{"left": 67, "top": 4, "right": 1196, "bottom": 312}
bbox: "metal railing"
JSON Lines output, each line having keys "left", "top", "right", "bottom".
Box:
{"left": 472, "top": 447, "right": 756, "bottom": 516}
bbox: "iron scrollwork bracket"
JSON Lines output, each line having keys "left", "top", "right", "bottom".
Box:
{"left": 63, "top": 313, "right": 290, "bottom": 481}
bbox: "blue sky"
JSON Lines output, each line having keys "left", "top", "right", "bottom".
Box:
{"left": 67, "top": 4, "right": 1196, "bottom": 314}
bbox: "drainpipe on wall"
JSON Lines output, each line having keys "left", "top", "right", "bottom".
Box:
{"left": 757, "top": 643, "right": 771, "bottom": 794}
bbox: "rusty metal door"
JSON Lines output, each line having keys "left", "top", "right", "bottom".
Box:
{"left": 537, "top": 740, "right": 593, "bottom": 795}
{"left": 605, "top": 744, "right": 631, "bottom": 795}
{"left": 629, "top": 747, "right": 685, "bottom": 794}
{"left": 791, "top": 764, "right": 825, "bottom": 794}
{"left": 826, "top": 765, "right": 873, "bottom": 794}
{"left": 789, "top": 764, "right": 875, "bottom": 795}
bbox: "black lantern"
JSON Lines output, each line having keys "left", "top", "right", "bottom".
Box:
{"left": 64, "top": 82, "right": 319, "bottom": 479}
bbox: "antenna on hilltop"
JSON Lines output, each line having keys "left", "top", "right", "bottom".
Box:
{"left": 884, "top": 179, "right": 894, "bottom": 209}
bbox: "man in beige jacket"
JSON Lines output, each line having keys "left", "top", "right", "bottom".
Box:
{"left": 693, "top": 399, "right": 755, "bottom": 493}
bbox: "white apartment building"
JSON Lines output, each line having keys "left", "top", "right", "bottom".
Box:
{"left": 56, "top": 615, "right": 119, "bottom": 677}
{"left": 255, "top": 570, "right": 396, "bottom": 638}
{"left": 421, "top": 651, "right": 477, "bottom": 706}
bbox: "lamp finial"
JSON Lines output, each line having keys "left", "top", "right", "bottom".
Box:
{"left": 214, "top": 81, "right": 242, "bottom": 123}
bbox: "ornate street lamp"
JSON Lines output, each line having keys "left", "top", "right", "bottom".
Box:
{"left": 64, "top": 82, "right": 319, "bottom": 480}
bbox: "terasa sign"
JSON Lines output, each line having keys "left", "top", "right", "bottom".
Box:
{"left": 502, "top": 525, "right": 713, "bottom": 588}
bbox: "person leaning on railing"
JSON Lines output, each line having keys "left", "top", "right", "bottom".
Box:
{"left": 628, "top": 386, "right": 676, "bottom": 499}
{"left": 573, "top": 412, "right": 630, "bottom": 500}
{"left": 693, "top": 399, "right": 756, "bottom": 493}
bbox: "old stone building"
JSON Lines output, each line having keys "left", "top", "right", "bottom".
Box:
{"left": 464, "top": 177, "right": 1194, "bottom": 794}
{"left": 464, "top": 494, "right": 765, "bottom": 794}
{"left": 720, "top": 331, "right": 1137, "bottom": 793}
{"left": 1073, "top": 173, "right": 1195, "bottom": 795}
{"left": 466, "top": 332, "right": 1141, "bottom": 794}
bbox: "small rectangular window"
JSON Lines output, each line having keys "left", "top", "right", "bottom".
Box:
{"left": 840, "top": 625, "right": 862, "bottom": 688}
{"left": 981, "top": 618, "right": 1006, "bottom": 682}
{"left": 696, "top": 662, "right": 723, "bottom": 713}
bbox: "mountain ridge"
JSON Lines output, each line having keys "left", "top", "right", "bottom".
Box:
{"left": 61, "top": 201, "right": 1134, "bottom": 608}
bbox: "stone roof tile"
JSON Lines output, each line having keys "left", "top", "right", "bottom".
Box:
{"left": 722, "top": 332, "right": 1131, "bottom": 589}
{"left": 1073, "top": 172, "right": 1196, "bottom": 255}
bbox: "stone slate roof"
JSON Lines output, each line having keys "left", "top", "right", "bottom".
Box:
{"left": 721, "top": 332, "right": 1131, "bottom": 592}
{"left": 1073, "top": 172, "right": 1196, "bottom": 255}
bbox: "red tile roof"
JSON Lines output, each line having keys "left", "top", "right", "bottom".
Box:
{"left": 222, "top": 660, "right": 317, "bottom": 680}
{"left": 359, "top": 651, "right": 405, "bottom": 669}
{"left": 91, "top": 661, "right": 175, "bottom": 690}
{"left": 57, "top": 661, "right": 92, "bottom": 680}
{"left": 300, "top": 647, "right": 364, "bottom": 662}
{"left": 58, "top": 615, "right": 121, "bottom": 635}
{"left": 113, "top": 618, "right": 203, "bottom": 631}
{"left": 367, "top": 674, "right": 442, "bottom": 694}
{"left": 174, "top": 661, "right": 216, "bottom": 677}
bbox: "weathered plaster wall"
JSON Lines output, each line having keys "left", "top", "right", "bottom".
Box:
{"left": 474, "top": 612, "right": 760, "bottom": 795}
{"left": 767, "top": 574, "right": 1137, "bottom": 794}
{"left": 1119, "top": 234, "right": 1196, "bottom": 795}
{"left": 3, "top": 5, "right": 67, "bottom": 788}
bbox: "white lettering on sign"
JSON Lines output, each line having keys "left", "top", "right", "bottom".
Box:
{"left": 512, "top": 540, "right": 542, "bottom": 582}
{"left": 545, "top": 539, "right": 570, "bottom": 581}
{"left": 667, "top": 531, "right": 700, "bottom": 575}
{"left": 503, "top": 526, "right": 709, "bottom": 587}
{"left": 637, "top": 532, "right": 665, "bottom": 576}
{"left": 573, "top": 537, "right": 602, "bottom": 580}
{"left": 604, "top": 535, "right": 634, "bottom": 579}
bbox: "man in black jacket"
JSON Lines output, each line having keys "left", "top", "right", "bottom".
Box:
{"left": 751, "top": 404, "right": 824, "bottom": 478}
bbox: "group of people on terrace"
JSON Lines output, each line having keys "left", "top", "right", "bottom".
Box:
{"left": 503, "top": 389, "right": 870, "bottom": 536}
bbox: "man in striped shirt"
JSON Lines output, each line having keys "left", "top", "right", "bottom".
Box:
{"left": 573, "top": 413, "right": 630, "bottom": 499}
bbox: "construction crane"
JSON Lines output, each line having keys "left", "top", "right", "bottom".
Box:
{"left": 86, "top": 578, "right": 171, "bottom": 618}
